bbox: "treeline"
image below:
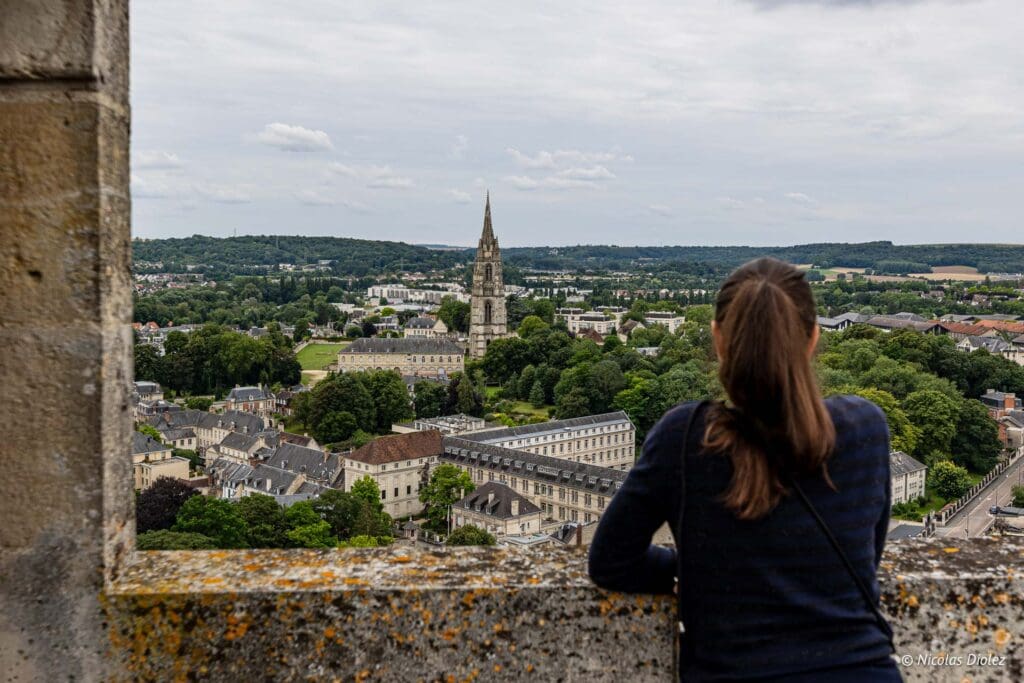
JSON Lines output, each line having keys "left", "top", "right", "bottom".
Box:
{"left": 134, "top": 324, "right": 300, "bottom": 396}
{"left": 133, "top": 235, "right": 468, "bottom": 277}
{"left": 135, "top": 478, "right": 393, "bottom": 550}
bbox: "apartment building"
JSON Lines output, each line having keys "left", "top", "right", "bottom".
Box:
{"left": 340, "top": 430, "right": 443, "bottom": 518}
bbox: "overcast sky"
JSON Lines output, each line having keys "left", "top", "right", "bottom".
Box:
{"left": 131, "top": 0, "right": 1023, "bottom": 247}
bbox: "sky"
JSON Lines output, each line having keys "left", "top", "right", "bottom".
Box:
{"left": 131, "top": 0, "right": 1023, "bottom": 247}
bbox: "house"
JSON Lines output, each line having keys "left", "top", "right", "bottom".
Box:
{"left": 337, "top": 338, "right": 465, "bottom": 379}
{"left": 635, "top": 346, "right": 660, "bottom": 358}
{"left": 160, "top": 427, "right": 197, "bottom": 450}
{"left": 452, "top": 482, "right": 543, "bottom": 537}
{"left": 937, "top": 321, "right": 990, "bottom": 341}
{"left": 403, "top": 316, "right": 449, "bottom": 338}
{"left": 577, "top": 328, "right": 606, "bottom": 345}
{"left": 890, "top": 451, "right": 927, "bottom": 505}
{"left": 816, "top": 312, "right": 870, "bottom": 332}
{"left": 339, "top": 430, "right": 443, "bottom": 518}
{"left": 224, "top": 385, "right": 275, "bottom": 418}
{"left": 263, "top": 442, "right": 341, "bottom": 486}
{"left": 392, "top": 414, "right": 489, "bottom": 436}
{"left": 980, "top": 390, "right": 1021, "bottom": 418}
{"left": 131, "top": 431, "right": 189, "bottom": 491}
{"left": 194, "top": 411, "right": 266, "bottom": 450}
{"left": 441, "top": 437, "right": 626, "bottom": 526}
{"left": 203, "top": 431, "right": 273, "bottom": 468}
{"left": 133, "top": 381, "right": 163, "bottom": 402}
{"left": 617, "top": 319, "right": 645, "bottom": 342}
{"left": 642, "top": 311, "right": 686, "bottom": 334}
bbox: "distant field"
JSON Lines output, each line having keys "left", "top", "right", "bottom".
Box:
{"left": 932, "top": 265, "right": 979, "bottom": 274}
{"left": 296, "top": 342, "right": 347, "bottom": 371}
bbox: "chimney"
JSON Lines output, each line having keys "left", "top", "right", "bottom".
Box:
{"left": 511, "top": 499, "right": 519, "bottom": 517}
{"left": 487, "top": 491, "right": 494, "bottom": 506}
{"left": 1006, "top": 393, "right": 1017, "bottom": 411}
{"left": 264, "top": 478, "right": 271, "bottom": 492}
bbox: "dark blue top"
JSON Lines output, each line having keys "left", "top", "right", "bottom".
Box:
{"left": 588, "top": 396, "right": 901, "bottom": 682}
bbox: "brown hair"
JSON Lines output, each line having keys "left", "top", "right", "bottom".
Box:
{"left": 704, "top": 257, "right": 835, "bottom": 520}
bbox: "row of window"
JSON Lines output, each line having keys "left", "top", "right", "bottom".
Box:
{"left": 470, "top": 468, "right": 608, "bottom": 511}
{"left": 342, "top": 355, "right": 460, "bottom": 363}
{"left": 380, "top": 483, "right": 418, "bottom": 500}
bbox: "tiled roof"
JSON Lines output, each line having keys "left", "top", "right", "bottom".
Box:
{"left": 456, "top": 482, "right": 541, "bottom": 520}
{"left": 264, "top": 443, "right": 338, "bottom": 482}
{"left": 346, "top": 430, "right": 443, "bottom": 466}
{"left": 227, "top": 386, "right": 271, "bottom": 402}
{"left": 404, "top": 317, "right": 436, "bottom": 329}
{"left": 131, "top": 431, "right": 171, "bottom": 455}
{"left": 343, "top": 337, "right": 464, "bottom": 355}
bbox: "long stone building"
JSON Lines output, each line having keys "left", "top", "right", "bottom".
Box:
{"left": 467, "top": 194, "right": 509, "bottom": 358}
{"left": 441, "top": 437, "right": 627, "bottom": 525}
{"left": 457, "top": 411, "right": 636, "bottom": 470}
{"left": 337, "top": 337, "right": 465, "bottom": 378}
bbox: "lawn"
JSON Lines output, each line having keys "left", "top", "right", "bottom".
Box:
{"left": 296, "top": 342, "right": 347, "bottom": 371}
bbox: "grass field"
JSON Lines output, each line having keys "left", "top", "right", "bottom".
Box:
{"left": 296, "top": 342, "right": 347, "bottom": 371}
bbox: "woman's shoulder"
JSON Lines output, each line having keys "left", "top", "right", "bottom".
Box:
{"left": 643, "top": 400, "right": 710, "bottom": 455}
{"left": 825, "top": 394, "right": 891, "bottom": 459}
{"left": 825, "top": 393, "right": 888, "bottom": 429}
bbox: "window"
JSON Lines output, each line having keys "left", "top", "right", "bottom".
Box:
{"left": 381, "top": 490, "right": 387, "bottom": 500}
{"left": 485, "top": 263, "right": 493, "bottom": 281}
{"left": 394, "top": 487, "right": 399, "bottom": 498}
{"left": 406, "top": 485, "right": 412, "bottom": 495}
{"left": 484, "top": 301, "right": 493, "bottom": 324}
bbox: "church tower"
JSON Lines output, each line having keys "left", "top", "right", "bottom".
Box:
{"left": 468, "top": 193, "right": 508, "bottom": 358}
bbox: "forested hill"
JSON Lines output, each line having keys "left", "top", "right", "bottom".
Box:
{"left": 132, "top": 235, "right": 469, "bottom": 276}
{"left": 132, "top": 235, "right": 1024, "bottom": 276}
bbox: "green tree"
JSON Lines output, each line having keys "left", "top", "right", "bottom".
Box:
{"left": 928, "top": 460, "right": 972, "bottom": 500}
{"left": 137, "top": 424, "right": 163, "bottom": 442}
{"left": 951, "top": 399, "right": 1003, "bottom": 473}
{"left": 351, "top": 475, "right": 384, "bottom": 513}
{"left": 308, "top": 372, "right": 375, "bottom": 434}
{"left": 528, "top": 379, "right": 546, "bottom": 408}
{"left": 134, "top": 344, "right": 164, "bottom": 384}
{"left": 172, "top": 496, "right": 248, "bottom": 548}
{"left": 517, "top": 315, "right": 550, "bottom": 340}
{"left": 419, "top": 464, "right": 474, "bottom": 533}
{"left": 556, "top": 386, "right": 592, "bottom": 419}
{"left": 437, "top": 296, "right": 471, "bottom": 333}
{"left": 136, "top": 530, "right": 217, "bottom": 550}
{"left": 341, "top": 535, "right": 380, "bottom": 548}
{"left": 184, "top": 396, "right": 213, "bottom": 411}
{"left": 236, "top": 494, "right": 289, "bottom": 548}
{"left": 285, "top": 521, "right": 337, "bottom": 548}
{"left": 413, "top": 381, "right": 447, "bottom": 419}
{"left": 1012, "top": 485, "right": 1024, "bottom": 508}
{"left": 902, "top": 390, "right": 959, "bottom": 459}
{"left": 840, "top": 386, "right": 919, "bottom": 455}
{"left": 446, "top": 524, "right": 496, "bottom": 546}
{"left": 315, "top": 410, "right": 358, "bottom": 444}
{"left": 366, "top": 370, "right": 414, "bottom": 432}
{"left": 311, "top": 489, "right": 365, "bottom": 540}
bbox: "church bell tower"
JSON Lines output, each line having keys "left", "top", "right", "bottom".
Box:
{"left": 468, "top": 193, "right": 508, "bottom": 358}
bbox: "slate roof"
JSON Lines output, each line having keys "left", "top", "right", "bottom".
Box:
{"left": 442, "top": 437, "right": 626, "bottom": 495}
{"left": 961, "top": 336, "right": 1011, "bottom": 353}
{"left": 197, "top": 410, "right": 265, "bottom": 434}
{"left": 227, "top": 386, "right": 272, "bottom": 402}
{"left": 456, "top": 482, "right": 540, "bottom": 520}
{"left": 404, "top": 316, "right": 436, "bottom": 329}
{"left": 131, "top": 431, "right": 171, "bottom": 455}
{"left": 219, "top": 431, "right": 260, "bottom": 452}
{"left": 886, "top": 524, "right": 925, "bottom": 541}
{"left": 890, "top": 451, "right": 926, "bottom": 476}
{"left": 346, "top": 430, "right": 443, "bottom": 466}
{"left": 343, "top": 337, "right": 464, "bottom": 355}
{"left": 264, "top": 443, "right": 339, "bottom": 482}
{"left": 133, "top": 381, "right": 161, "bottom": 394}
{"left": 458, "top": 411, "right": 633, "bottom": 444}
{"left": 161, "top": 427, "right": 195, "bottom": 442}
{"left": 146, "top": 409, "right": 207, "bottom": 430}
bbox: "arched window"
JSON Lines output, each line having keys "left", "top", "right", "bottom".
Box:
{"left": 484, "top": 263, "right": 493, "bottom": 282}
{"left": 484, "top": 301, "right": 492, "bottom": 324}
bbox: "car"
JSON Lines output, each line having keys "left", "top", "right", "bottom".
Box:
{"left": 990, "top": 506, "right": 1001, "bottom": 515}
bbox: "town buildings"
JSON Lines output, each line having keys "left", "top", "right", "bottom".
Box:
{"left": 339, "top": 430, "right": 443, "bottom": 518}
{"left": 455, "top": 411, "right": 636, "bottom": 470}
{"left": 131, "top": 431, "right": 190, "bottom": 491}
{"left": 467, "top": 194, "right": 509, "bottom": 358}
{"left": 403, "top": 316, "right": 449, "bottom": 338}
{"left": 224, "top": 385, "right": 276, "bottom": 418}
{"left": 452, "top": 482, "right": 544, "bottom": 537}
{"left": 643, "top": 311, "right": 687, "bottom": 334}
{"left": 337, "top": 337, "right": 465, "bottom": 378}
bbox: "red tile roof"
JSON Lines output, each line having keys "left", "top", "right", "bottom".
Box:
{"left": 347, "top": 430, "right": 442, "bottom": 465}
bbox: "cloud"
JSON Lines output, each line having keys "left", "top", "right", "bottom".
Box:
{"left": 329, "top": 162, "right": 414, "bottom": 189}
{"left": 256, "top": 122, "right": 334, "bottom": 152}
{"left": 506, "top": 148, "right": 627, "bottom": 169}
{"left": 746, "top": 0, "right": 927, "bottom": 7}
{"left": 135, "top": 150, "right": 183, "bottom": 170}
{"left": 447, "top": 188, "right": 472, "bottom": 203}
{"left": 201, "top": 186, "right": 253, "bottom": 203}
{"left": 557, "top": 166, "right": 616, "bottom": 180}
{"left": 784, "top": 192, "right": 816, "bottom": 205}
{"left": 505, "top": 175, "right": 540, "bottom": 190}
{"left": 647, "top": 204, "right": 673, "bottom": 217}
{"left": 717, "top": 196, "right": 746, "bottom": 210}
{"left": 505, "top": 175, "right": 599, "bottom": 191}
{"left": 296, "top": 189, "right": 336, "bottom": 205}
{"left": 448, "top": 135, "right": 469, "bottom": 160}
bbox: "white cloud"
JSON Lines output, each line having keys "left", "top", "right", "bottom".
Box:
{"left": 327, "top": 162, "right": 357, "bottom": 176}
{"left": 447, "top": 188, "right": 472, "bottom": 203}
{"left": 296, "top": 189, "right": 336, "bottom": 205}
{"left": 784, "top": 192, "right": 816, "bottom": 205}
{"left": 256, "top": 122, "right": 334, "bottom": 152}
{"left": 506, "top": 148, "right": 627, "bottom": 169}
{"left": 201, "top": 186, "right": 253, "bottom": 203}
{"left": 557, "top": 165, "right": 616, "bottom": 180}
{"left": 648, "top": 204, "right": 673, "bottom": 217}
{"left": 329, "top": 162, "right": 414, "bottom": 189}
{"left": 448, "top": 135, "right": 469, "bottom": 160}
{"left": 135, "top": 150, "right": 183, "bottom": 170}
{"left": 717, "top": 196, "right": 746, "bottom": 210}
{"left": 505, "top": 175, "right": 540, "bottom": 190}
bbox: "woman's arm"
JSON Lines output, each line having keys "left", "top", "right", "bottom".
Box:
{"left": 587, "top": 408, "right": 685, "bottom": 594}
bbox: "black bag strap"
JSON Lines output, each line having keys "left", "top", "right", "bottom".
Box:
{"left": 675, "top": 400, "right": 708, "bottom": 671}
{"left": 788, "top": 479, "right": 896, "bottom": 653}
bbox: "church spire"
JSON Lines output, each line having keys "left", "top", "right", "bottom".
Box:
{"left": 481, "top": 191, "right": 495, "bottom": 244}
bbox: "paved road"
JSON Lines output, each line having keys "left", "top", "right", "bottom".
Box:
{"left": 935, "top": 456, "right": 1024, "bottom": 538}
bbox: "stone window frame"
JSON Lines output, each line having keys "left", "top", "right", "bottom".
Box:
{"left": 3, "top": 3, "right": 1021, "bottom": 680}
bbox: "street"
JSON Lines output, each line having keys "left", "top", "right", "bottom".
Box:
{"left": 935, "top": 456, "right": 1024, "bottom": 538}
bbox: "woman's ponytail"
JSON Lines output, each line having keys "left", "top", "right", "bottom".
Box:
{"left": 704, "top": 258, "right": 835, "bottom": 520}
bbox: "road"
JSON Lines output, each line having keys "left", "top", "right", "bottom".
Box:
{"left": 935, "top": 456, "right": 1024, "bottom": 538}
